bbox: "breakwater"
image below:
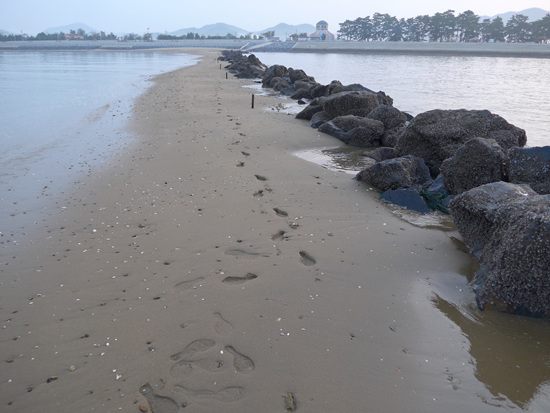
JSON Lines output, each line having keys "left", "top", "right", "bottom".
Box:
{"left": 291, "top": 40, "right": 550, "bottom": 58}
{"left": 2, "top": 39, "right": 549, "bottom": 58}
{"left": 0, "top": 39, "right": 267, "bottom": 51}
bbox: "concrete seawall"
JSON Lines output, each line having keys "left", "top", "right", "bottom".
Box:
{"left": 291, "top": 41, "right": 550, "bottom": 58}
{"left": 2, "top": 39, "right": 549, "bottom": 58}
{"left": 0, "top": 39, "right": 267, "bottom": 51}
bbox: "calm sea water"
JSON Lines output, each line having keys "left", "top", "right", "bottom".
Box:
{"left": 0, "top": 51, "right": 197, "bottom": 237}
{"left": 255, "top": 52, "right": 550, "bottom": 147}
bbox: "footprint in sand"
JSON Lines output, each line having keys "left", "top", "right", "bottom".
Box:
{"left": 222, "top": 273, "right": 257, "bottom": 284}
{"left": 170, "top": 358, "right": 226, "bottom": 379}
{"left": 225, "top": 345, "right": 255, "bottom": 373}
{"left": 254, "top": 174, "right": 267, "bottom": 181}
{"left": 170, "top": 339, "right": 216, "bottom": 362}
{"left": 140, "top": 383, "right": 182, "bottom": 413}
{"left": 271, "top": 230, "right": 286, "bottom": 241}
{"left": 299, "top": 251, "right": 317, "bottom": 266}
{"left": 225, "top": 249, "right": 269, "bottom": 258}
{"left": 174, "top": 385, "right": 245, "bottom": 402}
{"left": 253, "top": 189, "right": 264, "bottom": 198}
{"left": 213, "top": 312, "right": 233, "bottom": 336}
{"left": 145, "top": 315, "right": 255, "bottom": 408}
{"left": 174, "top": 276, "right": 205, "bottom": 291}
{"left": 273, "top": 207, "right": 288, "bottom": 217}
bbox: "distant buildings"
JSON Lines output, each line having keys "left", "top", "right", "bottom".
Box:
{"left": 64, "top": 33, "right": 85, "bottom": 40}
{"left": 309, "top": 20, "right": 335, "bottom": 41}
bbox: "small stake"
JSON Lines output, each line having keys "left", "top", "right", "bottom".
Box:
{"left": 226, "top": 72, "right": 228, "bottom": 79}
{"left": 251, "top": 94, "right": 255, "bottom": 109}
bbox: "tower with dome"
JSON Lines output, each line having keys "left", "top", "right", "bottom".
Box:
{"left": 309, "top": 20, "right": 335, "bottom": 41}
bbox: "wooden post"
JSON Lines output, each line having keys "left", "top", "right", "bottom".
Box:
{"left": 251, "top": 94, "right": 255, "bottom": 109}
{"left": 226, "top": 72, "right": 228, "bottom": 79}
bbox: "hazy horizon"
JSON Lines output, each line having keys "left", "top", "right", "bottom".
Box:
{"left": 1, "top": 0, "right": 548, "bottom": 36}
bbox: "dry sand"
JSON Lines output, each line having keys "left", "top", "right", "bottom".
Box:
{"left": 0, "top": 49, "right": 512, "bottom": 412}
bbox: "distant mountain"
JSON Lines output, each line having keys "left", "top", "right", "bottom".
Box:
{"left": 170, "top": 23, "right": 249, "bottom": 37}
{"left": 168, "top": 22, "right": 316, "bottom": 39}
{"left": 0, "top": 29, "right": 13, "bottom": 35}
{"left": 253, "top": 23, "right": 316, "bottom": 39}
{"left": 42, "top": 23, "right": 98, "bottom": 35}
{"left": 482, "top": 7, "right": 549, "bottom": 22}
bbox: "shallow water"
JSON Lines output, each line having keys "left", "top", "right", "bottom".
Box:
{"left": 255, "top": 52, "right": 550, "bottom": 147}
{"left": 0, "top": 51, "right": 197, "bottom": 243}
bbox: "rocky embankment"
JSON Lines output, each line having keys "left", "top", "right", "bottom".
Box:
{"left": 219, "top": 50, "right": 550, "bottom": 318}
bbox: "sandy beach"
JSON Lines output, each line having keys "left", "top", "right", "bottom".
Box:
{"left": 1, "top": 49, "right": 538, "bottom": 412}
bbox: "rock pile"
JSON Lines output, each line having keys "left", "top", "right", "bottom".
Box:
{"left": 219, "top": 50, "right": 550, "bottom": 317}
{"left": 450, "top": 182, "right": 550, "bottom": 317}
{"left": 218, "top": 50, "right": 266, "bottom": 79}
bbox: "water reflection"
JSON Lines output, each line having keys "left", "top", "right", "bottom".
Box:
{"left": 294, "top": 146, "right": 455, "bottom": 229}
{"left": 294, "top": 146, "right": 376, "bottom": 175}
{"left": 430, "top": 228, "right": 550, "bottom": 409}
{"left": 296, "top": 143, "right": 550, "bottom": 409}
{"left": 433, "top": 293, "right": 550, "bottom": 409}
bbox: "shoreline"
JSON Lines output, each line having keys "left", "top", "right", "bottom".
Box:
{"left": 290, "top": 40, "right": 550, "bottom": 58}
{"left": 2, "top": 39, "right": 550, "bottom": 58}
{"left": 1, "top": 48, "right": 548, "bottom": 412}
{"left": 0, "top": 50, "right": 199, "bottom": 255}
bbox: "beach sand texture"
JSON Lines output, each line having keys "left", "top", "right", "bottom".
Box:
{"left": 1, "top": 50, "right": 503, "bottom": 412}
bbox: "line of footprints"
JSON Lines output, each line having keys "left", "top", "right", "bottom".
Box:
{"left": 140, "top": 169, "right": 316, "bottom": 411}
{"left": 139, "top": 312, "right": 254, "bottom": 412}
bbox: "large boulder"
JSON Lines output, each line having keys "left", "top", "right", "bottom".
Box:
{"left": 356, "top": 155, "right": 433, "bottom": 191}
{"left": 508, "top": 146, "right": 550, "bottom": 195}
{"left": 269, "top": 77, "right": 294, "bottom": 95}
{"left": 295, "top": 98, "right": 324, "bottom": 120}
{"left": 394, "top": 109, "right": 527, "bottom": 176}
{"left": 330, "top": 115, "right": 378, "bottom": 132}
{"left": 290, "top": 88, "right": 313, "bottom": 100}
{"left": 309, "top": 111, "right": 330, "bottom": 129}
{"left": 366, "top": 105, "right": 407, "bottom": 130}
{"left": 318, "top": 116, "right": 384, "bottom": 147}
{"left": 288, "top": 68, "right": 315, "bottom": 84}
{"left": 379, "top": 188, "right": 431, "bottom": 214}
{"left": 441, "top": 138, "right": 509, "bottom": 195}
{"left": 310, "top": 83, "right": 330, "bottom": 98}
{"left": 290, "top": 79, "right": 319, "bottom": 100}
{"left": 329, "top": 82, "right": 372, "bottom": 94}
{"left": 347, "top": 128, "right": 383, "bottom": 148}
{"left": 322, "top": 91, "right": 383, "bottom": 119}
{"left": 450, "top": 182, "right": 550, "bottom": 317}
{"left": 381, "top": 127, "right": 404, "bottom": 148}
{"left": 327, "top": 84, "right": 393, "bottom": 106}
{"left": 366, "top": 147, "right": 396, "bottom": 162}
{"left": 262, "top": 64, "right": 288, "bottom": 86}
{"left": 317, "top": 121, "right": 348, "bottom": 141}
{"left": 222, "top": 52, "right": 267, "bottom": 78}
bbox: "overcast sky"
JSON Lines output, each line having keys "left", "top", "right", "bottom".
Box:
{"left": 1, "top": 0, "right": 548, "bottom": 35}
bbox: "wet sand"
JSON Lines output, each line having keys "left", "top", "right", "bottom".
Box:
{"left": 1, "top": 49, "right": 549, "bottom": 412}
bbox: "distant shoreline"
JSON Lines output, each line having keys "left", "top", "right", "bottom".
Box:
{"left": 1, "top": 39, "right": 549, "bottom": 58}
{"left": 290, "top": 40, "right": 550, "bottom": 58}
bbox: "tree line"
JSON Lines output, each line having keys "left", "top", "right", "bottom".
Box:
{"left": 158, "top": 32, "right": 266, "bottom": 40}
{"left": 0, "top": 28, "right": 124, "bottom": 41}
{"left": 337, "top": 10, "right": 550, "bottom": 43}
{"left": 158, "top": 30, "right": 281, "bottom": 41}
{"left": 1, "top": 28, "right": 268, "bottom": 42}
